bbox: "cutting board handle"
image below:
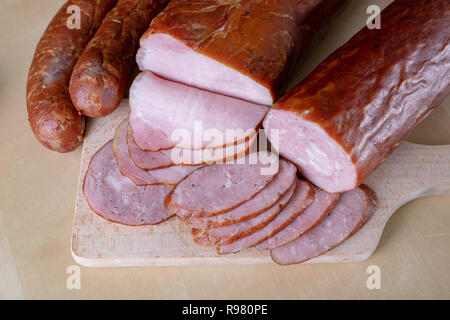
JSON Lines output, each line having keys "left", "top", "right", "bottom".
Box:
{"left": 367, "top": 142, "right": 450, "bottom": 203}
{"left": 323, "top": 142, "right": 450, "bottom": 264}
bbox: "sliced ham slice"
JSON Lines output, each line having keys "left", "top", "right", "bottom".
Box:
{"left": 257, "top": 189, "right": 341, "bottom": 250}
{"left": 170, "top": 134, "right": 257, "bottom": 165}
{"left": 193, "top": 181, "right": 297, "bottom": 247}
{"left": 83, "top": 141, "right": 174, "bottom": 226}
{"left": 137, "top": 0, "right": 346, "bottom": 105}
{"left": 166, "top": 153, "right": 280, "bottom": 218}
{"left": 127, "top": 124, "right": 173, "bottom": 170}
{"left": 217, "top": 179, "right": 315, "bottom": 254}
{"left": 127, "top": 124, "right": 257, "bottom": 168}
{"left": 113, "top": 120, "right": 204, "bottom": 185}
{"left": 129, "top": 71, "right": 268, "bottom": 151}
{"left": 190, "top": 159, "right": 297, "bottom": 229}
{"left": 270, "top": 185, "right": 377, "bottom": 265}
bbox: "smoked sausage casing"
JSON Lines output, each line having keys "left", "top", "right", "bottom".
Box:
{"left": 27, "top": 0, "right": 118, "bottom": 152}
{"left": 137, "top": 0, "right": 347, "bottom": 105}
{"left": 264, "top": 0, "right": 450, "bottom": 193}
{"left": 69, "top": 0, "right": 168, "bottom": 118}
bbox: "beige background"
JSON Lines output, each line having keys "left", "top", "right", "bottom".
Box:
{"left": 0, "top": 0, "right": 449, "bottom": 299}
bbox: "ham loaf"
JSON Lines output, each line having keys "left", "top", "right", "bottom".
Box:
{"left": 137, "top": 0, "right": 346, "bottom": 105}
{"left": 264, "top": 0, "right": 450, "bottom": 193}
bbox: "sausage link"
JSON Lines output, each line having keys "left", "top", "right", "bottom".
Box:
{"left": 69, "top": 0, "right": 168, "bottom": 118}
{"left": 27, "top": 0, "right": 118, "bottom": 152}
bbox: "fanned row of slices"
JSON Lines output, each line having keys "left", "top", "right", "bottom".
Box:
{"left": 83, "top": 121, "right": 376, "bottom": 265}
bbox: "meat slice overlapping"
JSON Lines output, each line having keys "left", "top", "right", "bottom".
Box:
{"left": 166, "top": 153, "right": 280, "bottom": 219}
{"left": 190, "top": 159, "right": 297, "bottom": 229}
{"left": 113, "top": 120, "right": 204, "bottom": 185}
{"left": 193, "top": 181, "right": 297, "bottom": 247}
{"left": 257, "top": 189, "right": 341, "bottom": 249}
{"left": 270, "top": 185, "right": 377, "bottom": 265}
{"left": 217, "top": 179, "right": 315, "bottom": 254}
{"left": 126, "top": 125, "right": 174, "bottom": 170}
{"left": 83, "top": 141, "right": 174, "bottom": 226}
{"left": 129, "top": 71, "right": 268, "bottom": 151}
{"left": 127, "top": 123, "right": 257, "bottom": 169}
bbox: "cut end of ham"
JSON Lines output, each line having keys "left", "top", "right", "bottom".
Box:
{"left": 83, "top": 141, "right": 174, "bottom": 226}
{"left": 129, "top": 71, "right": 268, "bottom": 152}
{"left": 137, "top": 33, "right": 274, "bottom": 106}
{"left": 264, "top": 109, "right": 358, "bottom": 193}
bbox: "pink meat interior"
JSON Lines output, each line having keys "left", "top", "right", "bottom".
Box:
{"left": 264, "top": 109, "right": 357, "bottom": 193}
{"left": 137, "top": 33, "right": 273, "bottom": 106}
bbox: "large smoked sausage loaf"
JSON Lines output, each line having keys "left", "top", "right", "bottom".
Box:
{"left": 70, "top": 0, "right": 168, "bottom": 118}
{"left": 137, "top": 0, "right": 346, "bottom": 105}
{"left": 264, "top": 0, "right": 450, "bottom": 193}
{"left": 27, "top": 0, "right": 118, "bottom": 152}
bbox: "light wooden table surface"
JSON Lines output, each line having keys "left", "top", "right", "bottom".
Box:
{"left": 0, "top": 0, "right": 449, "bottom": 299}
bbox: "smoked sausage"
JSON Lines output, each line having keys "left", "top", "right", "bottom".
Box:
{"left": 264, "top": 0, "right": 450, "bottom": 192}
{"left": 69, "top": 0, "right": 168, "bottom": 118}
{"left": 27, "top": 0, "right": 118, "bottom": 152}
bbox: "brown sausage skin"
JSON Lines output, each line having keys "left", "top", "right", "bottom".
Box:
{"left": 27, "top": 0, "right": 118, "bottom": 153}
{"left": 69, "top": 0, "right": 168, "bottom": 118}
{"left": 144, "top": 0, "right": 347, "bottom": 104}
{"left": 264, "top": 0, "right": 450, "bottom": 192}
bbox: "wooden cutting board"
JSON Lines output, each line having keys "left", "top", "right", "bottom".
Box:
{"left": 71, "top": 101, "right": 450, "bottom": 267}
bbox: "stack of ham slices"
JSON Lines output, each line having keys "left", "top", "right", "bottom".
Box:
{"left": 89, "top": 0, "right": 445, "bottom": 265}
{"left": 164, "top": 159, "right": 376, "bottom": 264}
{"left": 82, "top": 0, "right": 383, "bottom": 265}
{"left": 84, "top": 131, "right": 377, "bottom": 264}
